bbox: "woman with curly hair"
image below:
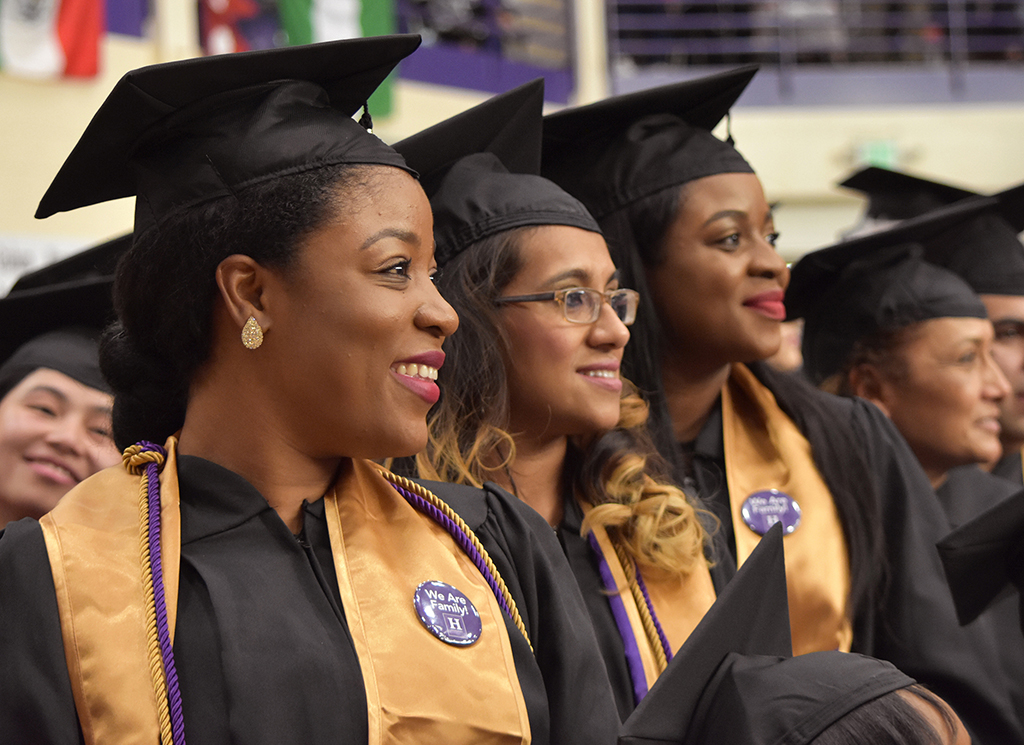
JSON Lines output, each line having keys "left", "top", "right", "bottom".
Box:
{"left": 394, "top": 80, "right": 720, "bottom": 719}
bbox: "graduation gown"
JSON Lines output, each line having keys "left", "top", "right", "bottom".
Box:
{"left": 938, "top": 464, "right": 1024, "bottom": 730}
{"left": 0, "top": 455, "right": 621, "bottom": 745}
{"left": 685, "top": 389, "right": 1024, "bottom": 745}
{"left": 556, "top": 495, "right": 732, "bottom": 722}
{"left": 993, "top": 447, "right": 1024, "bottom": 487}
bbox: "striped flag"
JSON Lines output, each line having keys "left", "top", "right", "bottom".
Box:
{"left": 0, "top": 0, "right": 103, "bottom": 78}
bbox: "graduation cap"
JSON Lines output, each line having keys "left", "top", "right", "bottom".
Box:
{"left": 937, "top": 487, "right": 1024, "bottom": 632}
{"left": 9, "top": 233, "right": 130, "bottom": 292}
{"left": 541, "top": 66, "right": 758, "bottom": 220}
{"left": 0, "top": 235, "right": 129, "bottom": 396}
{"left": 787, "top": 197, "right": 997, "bottom": 385}
{"left": 840, "top": 167, "right": 1024, "bottom": 296}
{"left": 620, "top": 524, "right": 915, "bottom": 745}
{"left": 392, "top": 79, "right": 600, "bottom": 268}
{"left": 35, "top": 36, "right": 420, "bottom": 236}
{"left": 840, "top": 166, "right": 978, "bottom": 223}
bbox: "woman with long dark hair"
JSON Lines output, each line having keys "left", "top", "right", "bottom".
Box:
{"left": 0, "top": 39, "right": 621, "bottom": 745}
{"left": 541, "top": 67, "right": 1024, "bottom": 743}
{"left": 393, "top": 81, "right": 719, "bottom": 719}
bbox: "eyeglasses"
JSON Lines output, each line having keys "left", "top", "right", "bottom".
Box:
{"left": 495, "top": 287, "right": 640, "bottom": 325}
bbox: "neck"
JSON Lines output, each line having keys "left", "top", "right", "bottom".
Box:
{"left": 926, "top": 467, "right": 949, "bottom": 491}
{"left": 989, "top": 436, "right": 1024, "bottom": 472}
{"left": 661, "top": 351, "right": 733, "bottom": 443}
{"left": 489, "top": 434, "right": 568, "bottom": 527}
{"left": 178, "top": 371, "right": 340, "bottom": 534}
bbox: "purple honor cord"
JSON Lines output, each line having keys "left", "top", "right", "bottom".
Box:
{"left": 586, "top": 532, "right": 673, "bottom": 705}
{"left": 139, "top": 441, "right": 186, "bottom": 745}
{"left": 388, "top": 481, "right": 516, "bottom": 622}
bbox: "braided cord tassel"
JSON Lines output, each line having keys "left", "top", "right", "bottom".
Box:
{"left": 381, "top": 470, "right": 533, "bottom": 653}
{"left": 611, "top": 541, "right": 672, "bottom": 672}
{"left": 124, "top": 443, "right": 186, "bottom": 745}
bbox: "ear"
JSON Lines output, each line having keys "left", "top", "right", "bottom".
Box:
{"left": 848, "top": 363, "right": 891, "bottom": 417}
{"left": 215, "top": 254, "right": 274, "bottom": 334}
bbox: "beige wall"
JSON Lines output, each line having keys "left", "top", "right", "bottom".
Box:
{"left": 3, "top": 29, "right": 1023, "bottom": 264}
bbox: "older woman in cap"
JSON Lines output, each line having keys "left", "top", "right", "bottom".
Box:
{"left": 542, "top": 69, "right": 1023, "bottom": 743}
{"left": 0, "top": 39, "right": 621, "bottom": 745}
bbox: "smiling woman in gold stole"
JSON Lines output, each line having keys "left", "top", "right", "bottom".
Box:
{"left": 0, "top": 37, "right": 621, "bottom": 745}
{"left": 541, "top": 68, "right": 1024, "bottom": 744}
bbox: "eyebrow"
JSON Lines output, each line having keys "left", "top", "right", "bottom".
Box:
{"left": 27, "top": 385, "right": 68, "bottom": 404}
{"left": 542, "top": 268, "right": 621, "bottom": 287}
{"left": 360, "top": 228, "right": 421, "bottom": 251}
{"left": 702, "top": 210, "right": 746, "bottom": 228}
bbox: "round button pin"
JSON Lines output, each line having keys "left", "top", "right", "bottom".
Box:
{"left": 741, "top": 489, "right": 802, "bottom": 535}
{"left": 413, "top": 580, "right": 482, "bottom": 646}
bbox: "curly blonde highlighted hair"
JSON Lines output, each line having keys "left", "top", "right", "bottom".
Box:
{"left": 413, "top": 226, "right": 710, "bottom": 579}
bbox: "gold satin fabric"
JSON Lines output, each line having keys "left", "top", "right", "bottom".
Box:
{"left": 40, "top": 438, "right": 182, "bottom": 745}
{"left": 721, "top": 363, "right": 852, "bottom": 654}
{"left": 587, "top": 519, "right": 716, "bottom": 686}
{"left": 326, "top": 459, "right": 530, "bottom": 745}
{"left": 40, "top": 438, "right": 530, "bottom": 745}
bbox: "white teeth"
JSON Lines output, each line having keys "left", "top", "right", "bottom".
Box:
{"left": 395, "top": 363, "right": 439, "bottom": 381}
{"left": 584, "top": 370, "right": 617, "bottom": 379}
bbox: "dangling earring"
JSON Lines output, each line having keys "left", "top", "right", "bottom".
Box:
{"left": 241, "top": 316, "right": 263, "bottom": 350}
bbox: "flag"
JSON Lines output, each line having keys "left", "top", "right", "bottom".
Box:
{"left": 0, "top": 0, "right": 103, "bottom": 78}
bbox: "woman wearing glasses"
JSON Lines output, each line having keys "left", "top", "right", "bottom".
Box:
{"left": 394, "top": 82, "right": 717, "bottom": 720}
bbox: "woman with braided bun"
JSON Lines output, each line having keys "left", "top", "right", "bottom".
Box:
{"left": 0, "top": 39, "right": 621, "bottom": 745}
{"left": 390, "top": 81, "right": 719, "bottom": 720}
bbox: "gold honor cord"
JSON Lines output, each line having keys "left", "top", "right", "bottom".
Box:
{"left": 380, "top": 470, "right": 533, "bottom": 653}
{"left": 610, "top": 540, "right": 669, "bottom": 673}
{"left": 123, "top": 444, "right": 175, "bottom": 745}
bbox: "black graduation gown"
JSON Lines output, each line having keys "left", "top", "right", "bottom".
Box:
{"left": 993, "top": 449, "right": 1024, "bottom": 487}
{"left": 684, "top": 392, "right": 1024, "bottom": 745}
{"left": 938, "top": 464, "right": 1024, "bottom": 729}
{"left": 0, "top": 456, "right": 620, "bottom": 745}
{"left": 556, "top": 495, "right": 734, "bottom": 722}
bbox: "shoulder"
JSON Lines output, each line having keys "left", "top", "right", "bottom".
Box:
{"left": 413, "top": 477, "right": 554, "bottom": 537}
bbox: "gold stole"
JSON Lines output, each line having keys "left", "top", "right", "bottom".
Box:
{"left": 720, "top": 363, "right": 852, "bottom": 655}
{"left": 586, "top": 517, "right": 716, "bottom": 692}
{"left": 40, "top": 437, "right": 529, "bottom": 745}
{"left": 328, "top": 459, "right": 529, "bottom": 743}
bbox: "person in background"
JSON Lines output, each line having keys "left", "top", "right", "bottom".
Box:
{"left": 542, "top": 69, "right": 1024, "bottom": 743}
{"left": 0, "top": 236, "right": 127, "bottom": 527}
{"left": 838, "top": 166, "right": 1024, "bottom": 486}
{"left": 790, "top": 197, "right": 1024, "bottom": 733}
{"left": 393, "top": 80, "right": 719, "bottom": 719}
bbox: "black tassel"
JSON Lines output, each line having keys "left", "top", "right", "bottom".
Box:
{"left": 358, "top": 102, "right": 373, "bottom": 132}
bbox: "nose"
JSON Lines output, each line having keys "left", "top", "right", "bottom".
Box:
{"left": 750, "top": 237, "right": 789, "bottom": 287}
{"left": 416, "top": 281, "right": 460, "bottom": 338}
{"left": 588, "top": 300, "right": 631, "bottom": 351}
{"left": 983, "top": 349, "right": 1012, "bottom": 402}
{"left": 43, "top": 414, "right": 87, "bottom": 457}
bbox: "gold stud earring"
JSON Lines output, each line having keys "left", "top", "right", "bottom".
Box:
{"left": 241, "top": 316, "right": 264, "bottom": 350}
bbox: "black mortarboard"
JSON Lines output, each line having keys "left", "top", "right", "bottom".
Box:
{"left": 620, "top": 524, "right": 915, "bottom": 745}
{"left": 393, "top": 79, "right": 600, "bottom": 268}
{"left": 36, "top": 36, "right": 420, "bottom": 236}
{"left": 541, "top": 66, "right": 758, "bottom": 220}
{"left": 840, "top": 166, "right": 978, "bottom": 222}
{"left": 937, "top": 487, "right": 1024, "bottom": 631}
{"left": 840, "top": 168, "right": 1024, "bottom": 296}
{"left": 787, "top": 197, "right": 997, "bottom": 385}
{"left": 922, "top": 183, "right": 1024, "bottom": 297}
{"left": 9, "top": 233, "right": 130, "bottom": 292}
